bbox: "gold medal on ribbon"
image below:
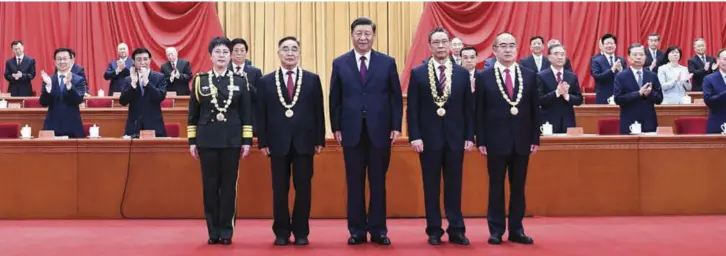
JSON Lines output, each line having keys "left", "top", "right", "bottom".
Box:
{"left": 494, "top": 64, "right": 524, "bottom": 116}
{"left": 427, "top": 58, "right": 452, "bottom": 117}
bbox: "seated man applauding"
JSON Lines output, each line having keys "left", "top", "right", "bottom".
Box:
{"left": 39, "top": 48, "right": 87, "bottom": 138}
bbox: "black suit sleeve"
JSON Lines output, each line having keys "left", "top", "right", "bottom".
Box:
{"left": 187, "top": 75, "right": 201, "bottom": 145}
{"left": 64, "top": 76, "right": 87, "bottom": 105}
{"left": 314, "top": 75, "right": 326, "bottom": 147}
{"left": 474, "top": 72, "right": 487, "bottom": 147}
{"left": 180, "top": 61, "right": 193, "bottom": 84}
{"left": 239, "top": 76, "right": 253, "bottom": 146}
{"left": 39, "top": 81, "right": 53, "bottom": 107}
{"left": 649, "top": 74, "right": 664, "bottom": 104}
{"left": 146, "top": 74, "right": 168, "bottom": 103}
{"left": 20, "top": 59, "right": 36, "bottom": 82}
{"left": 104, "top": 62, "right": 118, "bottom": 80}
{"left": 613, "top": 74, "right": 641, "bottom": 105}
{"left": 119, "top": 77, "right": 138, "bottom": 106}
{"left": 406, "top": 69, "right": 420, "bottom": 142}
{"left": 328, "top": 62, "right": 342, "bottom": 132}
{"left": 389, "top": 58, "right": 403, "bottom": 132}
{"left": 568, "top": 75, "right": 583, "bottom": 106}
{"left": 4, "top": 60, "right": 13, "bottom": 82}
{"left": 529, "top": 73, "right": 540, "bottom": 146}
{"left": 256, "top": 77, "right": 268, "bottom": 149}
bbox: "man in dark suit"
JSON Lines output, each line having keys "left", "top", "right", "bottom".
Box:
{"left": 103, "top": 43, "right": 133, "bottom": 95}
{"left": 688, "top": 38, "right": 717, "bottom": 91}
{"left": 257, "top": 36, "right": 325, "bottom": 246}
{"left": 701, "top": 48, "right": 726, "bottom": 134}
{"left": 119, "top": 48, "right": 168, "bottom": 137}
{"left": 545, "top": 39, "right": 573, "bottom": 72}
{"left": 329, "top": 17, "right": 403, "bottom": 246}
{"left": 484, "top": 56, "right": 496, "bottom": 69}
{"left": 38, "top": 48, "right": 87, "bottom": 138}
{"left": 407, "top": 27, "right": 473, "bottom": 246}
{"left": 460, "top": 46, "right": 479, "bottom": 92}
{"left": 69, "top": 49, "right": 86, "bottom": 81}
{"left": 160, "top": 47, "right": 192, "bottom": 95}
{"left": 520, "top": 36, "right": 549, "bottom": 73}
{"left": 4, "top": 40, "right": 36, "bottom": 96}
{"left": 537, "top": 43, "right": 583, "bottom": 133}
{"left": 613, "top": 43, "right": 663, "bottom": 134}
{"left": 229, "top": 38, "right": 263, "bottom": 135}
{"left": 475, "top": 32, "right": 538, "bottom": 245}
{"left": 644, "top": 33, "right": 665, "bottom": 73}
{"left": 591, "top": 33, "right": 627, "bottom": 104}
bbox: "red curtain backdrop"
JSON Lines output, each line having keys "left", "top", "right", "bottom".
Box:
{"left": 402, "top": 2, "right": 726, "bottom": 92}
{"left": 0, "top": 2, "right": 223, "bottom": 95}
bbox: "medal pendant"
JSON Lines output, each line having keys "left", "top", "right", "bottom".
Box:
{"left": 216, "top": 113, "right": 225, "bottom": 121}
{"left": 510, "top": 106, "right": 519, "bottom": 116}
{"left": 285, "top": 109, "right": 294, "bottom": 118}
{"left": 437, "top": 107, "right": 446, "bottom": 117}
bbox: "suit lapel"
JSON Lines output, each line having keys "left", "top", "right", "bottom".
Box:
{"left": 364, "top": 51, "right": 377, "bottom": 86}
{"left": 345, "top": 51, "right": 362, "bottom": 87}
{"left": 544, "top": 69, "right": 558, "bottom": 91}
{"left": 542, "top": 57, "right": 551, "bottom": 71}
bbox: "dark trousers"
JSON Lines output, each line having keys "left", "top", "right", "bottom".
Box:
{"left": 271, "top": 148, "right": 314, "bottom": 238}
{"left": 486, "top": 151, "right": 530, "bottom": 236}
{"left": 419, "top": 142, "right": 465, "bottom": 237}
{"left": 198, "top": 147, "right": 241, "bottom": 240}
{"left": 343, "top": 123, "right": 391, "bottom": 237}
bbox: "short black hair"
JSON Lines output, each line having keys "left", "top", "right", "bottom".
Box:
{"left": 717, "top": 48, "right": 726, "bottom": 59}
{"left": 601, "top": 33, "right": 617, "bottom": 44}
{"left": 460, "top": 46, "right": 477, "bottom": 56}
{"left": 627, "top": 43, "right": 645, "bottom": 55}
{"left": 548, "top": 44, "right": 565, "bottom": 55}
{"left": 208, "top": 36, "right": 232, "bottom": 54}
{"left": 648, "top": 33, "right": 661, "bottom": 40}
{"left": 350, "top": 17, "right": 376, "bottom": 33}
{"left": 278, "top": 36, "right": 300, "bottom": 47}
{"left": 231, "top": 38, "right": 249, "bottom": 52}
{"left": 530, "top": 36, "right": 544, "bottom": 44}
{"left": 54, "top": 48, "right": 73, "bottom": 59}
{"left": 428, "top": 26, "right": 450, "bottom": 43}
{"left": 132, "top": 47, "right": 152, "bottom": 60}
{"left": 663, "top": 45, "right": 682, "bottom": 61}
{"left": 69, "top": 49, "right": 76, "bottom": 59}
{"left": 11, "top": 40, "right": 22, "bottom": 48}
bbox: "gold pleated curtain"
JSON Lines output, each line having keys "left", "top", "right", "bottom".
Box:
{"left": 218, "top": 2, "right": 424, "bottom": 137}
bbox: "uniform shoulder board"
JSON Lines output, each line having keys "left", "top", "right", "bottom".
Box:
{"left": 196, "top": 72, "right": 210, "bottom": 77}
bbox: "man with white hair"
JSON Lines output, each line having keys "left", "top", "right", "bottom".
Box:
{"left": 103, "top": 43, "right": 133, "bottom": 95}
{"left": 160, "top": 47, "right": 192, "bottom": 95}
{"left": 546, "top": 39, "right": 573, "bottom": 72}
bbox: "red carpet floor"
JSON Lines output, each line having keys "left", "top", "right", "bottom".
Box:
{"left": 1, "top": 216, "right": 724, "bottom": 256}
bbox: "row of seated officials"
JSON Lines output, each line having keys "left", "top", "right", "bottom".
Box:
{"left": 0, "top": 117, "right": 713, "bottom": 139}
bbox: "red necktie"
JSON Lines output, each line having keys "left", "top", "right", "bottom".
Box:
{"left": 286, "top": 71, "right": 294, "bottom": 98}
{"left": 557, "top": 72, "right": 562, "bottom": 84}
{"left": 438, "top": 66, "right": 446, "bottom": 91}
{"left": 504, "top": 69, "right": 514, "bottom": 98}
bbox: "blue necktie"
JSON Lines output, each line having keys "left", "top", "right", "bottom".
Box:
{"left": 637, "top": 71, "right": 643, "bottom": 87}
{"left": 59, "top": 75, "right": 66, "bottom": 94}
{"left": 610, "top": 56, "right": 615, "bottom": 66}
{"left": 139, "top": 81, "right": 145, "bottom": 96}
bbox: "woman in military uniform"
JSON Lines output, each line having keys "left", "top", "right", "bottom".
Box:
{"left": 187, "top": 36, "right": 254, "bottom": 245}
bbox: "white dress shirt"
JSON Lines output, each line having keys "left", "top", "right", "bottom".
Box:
{"left": 494, "top": 62, "right": 516, "bottom": 87}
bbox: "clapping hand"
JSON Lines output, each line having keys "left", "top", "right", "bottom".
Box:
{"left": 65, "top": 73, "right": 73, "bottom": 90}
{"left": 41, "top": 71, "right": 52, "bottom": 92}
{"left": 129, "top": 67, "right": 138, "bottom": 88}
{"left": 640, "top": 82, "right": 653, "bottom": 96}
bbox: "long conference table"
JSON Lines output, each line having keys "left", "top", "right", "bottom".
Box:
{"left": 0, "top": 104, "right": 710, "bottom": 138}
{"left": 0, "top": 135, "right": 725, "bottom": 219}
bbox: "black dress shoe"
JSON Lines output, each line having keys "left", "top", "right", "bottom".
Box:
{"left": 294, "top": 237, "right": 309, "bottom": 245}
{"left": 427, "top": 236, "right": 442, "bottom": 245}
{"left": 347, "top": 235, "right": 366, "bottom": 245}
{"left": 488, "top": 235, "right": 503, "bottom": 245}
{"left": 448, "top": 233, "right": 470, "bottom": 245}
{"left": 371, "top": 235, "right": 391, "bottom": 245}
{"left": 274, "top": 237, "right": 290, "bottom": 246}
{"left": 220, "top": 238, "right": 232, "bottom": 245}
{"left": 207, "top": 238, "right": 219, "bottom": 244}
{"left": 508, "top": 233, "right": 534, "bottom": 244}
